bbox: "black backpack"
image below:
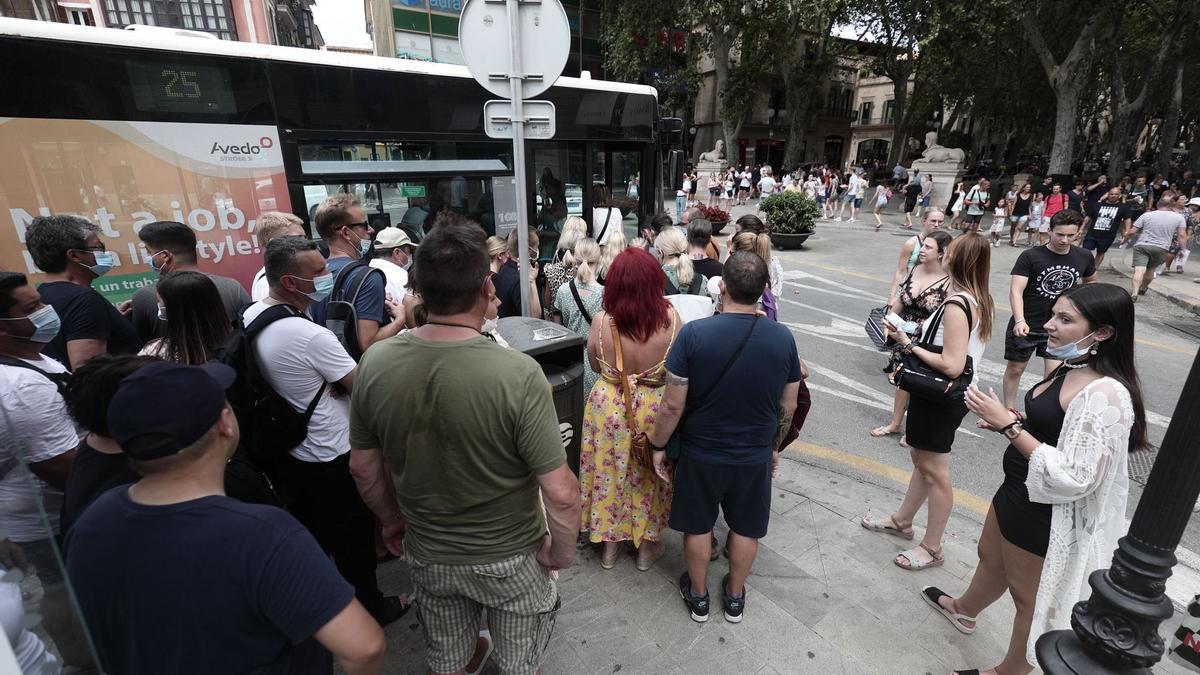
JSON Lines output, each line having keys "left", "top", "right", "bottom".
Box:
{"left": 215, "top": 304, "right": 327, "bottom": 474}
{"left": 323, "top": 261, "right": 385, "bottom": 362}
{"left": 0, "top": 355, "right": 71, "bottom": 397}
{"left": 665, "top": 274, "right": 704, "bottom": 296}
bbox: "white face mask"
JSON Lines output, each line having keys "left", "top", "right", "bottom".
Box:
{"left": 482, "top": 317, "right": 498, "bottom": 334}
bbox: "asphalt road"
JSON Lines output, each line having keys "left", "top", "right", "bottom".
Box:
{"left": 730, "top": 205, "right": 1200, "bottom": 556}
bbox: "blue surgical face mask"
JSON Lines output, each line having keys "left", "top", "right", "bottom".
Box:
{"left": 1046, "top": 330, "right": 1097, "bottom": 361}
{"left": 0, "top": 304, "right": 62, "bottom": 343}
{"left": 288, "top": 273, "right": 335, "bottom": 302}
{"left": 144, "top": 250, "right": 167, "bottom": 275}
{"left": 79, "top": 250, "right": 115, "bottom": 277}
{"left": 357, "top": 234, "right": 372, "bottom": 257}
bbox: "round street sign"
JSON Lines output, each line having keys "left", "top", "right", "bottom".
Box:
{"left": 459, "top": 0, "right": 570, "bottom": 99}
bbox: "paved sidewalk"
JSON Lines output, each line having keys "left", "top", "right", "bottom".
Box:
{"left": 371, "top": 448, "right": 1191, "bottom": 674}
{"left": 1108, "top": 247, "right": 1200, "bottom": 315}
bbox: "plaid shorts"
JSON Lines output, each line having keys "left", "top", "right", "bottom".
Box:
{"left": 409, "top": 551, "right": 559, "bottom": 674}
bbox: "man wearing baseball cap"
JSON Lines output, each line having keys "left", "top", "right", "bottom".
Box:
{"left": 369, "top": 227, "right": 417, "bottom": 303}
{"left": 64, "top": 361, "right": 385, "bottom": 675}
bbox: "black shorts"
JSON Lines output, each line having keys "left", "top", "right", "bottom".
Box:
{"left": 1003, "top": 316, "right": 1053, "bottom": 362}
{"left": 905, "top": 395, "right": 968, "bottom": 454}
{"left": 964, "top": 213, "right": 984, "bottom": 225}
{"left": 669, "top": 454, "right": 772, "bottom": 539}
{"left": 1082, "top": 233, "right": 1117, "bottom": 254}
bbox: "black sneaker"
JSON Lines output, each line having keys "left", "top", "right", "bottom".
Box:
{"left": 678, "top": 572, "right": 710, "bottom": 623}
{"left": 372, "top": 595, "right": 411, "bottom": 627}
{"left": 721, "top": 573, "right": 745, "bottom": 623}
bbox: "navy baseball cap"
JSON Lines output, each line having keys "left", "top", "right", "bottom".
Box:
{"left": 107, "top": 361, "right": 237, "bottom": 460}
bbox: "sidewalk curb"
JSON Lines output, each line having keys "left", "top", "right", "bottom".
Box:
{"left": 1106, "top": 250, "right": 1200, "bottom": 316}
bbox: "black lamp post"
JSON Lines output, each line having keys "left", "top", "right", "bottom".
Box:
{"left": 1037, "top": 349, "right": 1200, "bottom": 672}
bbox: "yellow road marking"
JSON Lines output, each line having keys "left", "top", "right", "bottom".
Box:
{"left": 800, "top": 264, "right": 1197, "bottom": 356}
{"left": 784, "top": 440, "right": 991, "bottom": 516}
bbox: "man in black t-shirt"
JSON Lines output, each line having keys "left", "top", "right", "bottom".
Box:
{"left": 24, "top": 215, "right": 143, "bottom": 370}
{"left": 66, "top": 361, "right": 385, "bottom": 675}
{"left": 1037, "top": 175, "right": 1055, "bottom": 198}
{"left": 1082, "top": 187, "right": 1133, "bottom": 269}
{"left": 1002, "top": 210, "right": 1097, "bottom": 407}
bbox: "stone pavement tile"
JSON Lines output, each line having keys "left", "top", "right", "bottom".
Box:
{"left": 811, "top": 604, "right": 954, "bottom": 673}
{"left": 734, "top": 587, "right": 849, "bottom": 674}
{"left": 769, "top": 485, "right": 809, "bottom": 516}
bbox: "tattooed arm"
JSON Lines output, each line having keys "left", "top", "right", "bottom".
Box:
{"left": 773, "top": 381, "right": 801, "bottom": 452}
{"left": 649, "top": 370, "right": 689, "bottom": 449}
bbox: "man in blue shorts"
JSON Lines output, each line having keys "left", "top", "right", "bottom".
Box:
{"left": 648, "top": 252, "right": 801, "bottom": 625}
{"left": 1081, "top": 186, "right": 1132, "bottom": 270}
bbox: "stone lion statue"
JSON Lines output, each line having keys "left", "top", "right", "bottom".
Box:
{"left": 697, "top": 139, "right": 725, "bottom": 164}
{"left": 919, "top": 131, "right": 965, "bottom": 163}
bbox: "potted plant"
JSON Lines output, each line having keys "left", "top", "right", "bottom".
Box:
{"left": 760, "top": 191, "right": 819, "bottom": 249}
{"left": 702, "top": 204, "right": 731, "bottom": 234}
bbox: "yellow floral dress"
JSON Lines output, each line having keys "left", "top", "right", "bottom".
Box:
{"left": 578, "top": 316, "right": 677, "bottom": 546}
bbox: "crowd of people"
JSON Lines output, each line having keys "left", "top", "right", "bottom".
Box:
{"left": 0, "top": 160, "right": 1169, "bottom": 674}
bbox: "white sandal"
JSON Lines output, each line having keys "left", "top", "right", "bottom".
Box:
{"left": 920, "top": 586, "right": 976, "bottom": 635}
{"left": 894, "top": 543, "right": 943, "bottom": 570}
{"left": 860, "top": 515, "right": 915, "bottom": 540}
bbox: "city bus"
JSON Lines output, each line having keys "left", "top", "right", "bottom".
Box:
{"left": 0, "top": 19, "right": 660, "bottom": 301}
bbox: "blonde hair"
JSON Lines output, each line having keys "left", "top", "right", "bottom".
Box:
{"left": 598, "top": 229, "right": 627, "bottom": 280}
{"left": 655, "top": 228, "right": 695, "bottom": 285}
{"left": 255, "top": 211, "right": 304, "bottom": 245}
{"left": 730, "top": 231, "right": 772, "bottom": 269}
{"left": 570, "top": 238, "right": 601, "bottom": 285}
{"left": 945, "top": 234, "right": 994, "bottom": 340}
{"left": 486, "top": 235, "right": 507, "bottom": 259}
{"left": 557, "top": 216, "right": 587, "bottom": 254}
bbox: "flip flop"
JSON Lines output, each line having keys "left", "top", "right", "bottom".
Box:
{"left": 895, "top": 543, "right": 944, "bottom": 570}
{"left": 920, "top": 586, "right": 977, "bottom": 635}
{"left": 860, "top": 515, "right": 915, "bottom": 540}
{"left": 870, "top": 425, "right": 900, "bottom": 438}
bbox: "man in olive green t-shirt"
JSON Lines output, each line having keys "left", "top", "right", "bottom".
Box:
{"left": 349, "top": 220, "right": 580, "bottom": 675}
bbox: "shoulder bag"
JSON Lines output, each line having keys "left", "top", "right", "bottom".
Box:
{"left": 892, "top": 297, "right": 974, "bottom": 402}
{"left": 594, "top": 208, "right": 613, "bottom": 243}
{"left": 663, "top": 315, "right": 759, "bottom": 460}
{"left": 569, "top": 279, "right": 593, "bottom": 325}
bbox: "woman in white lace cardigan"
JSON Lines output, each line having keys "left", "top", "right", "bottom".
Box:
{"left": 919, "top": 283, "right": 1146, "bottom": 675}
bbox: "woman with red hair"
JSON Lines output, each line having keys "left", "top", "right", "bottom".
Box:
{"left": 580, "top": 248, "right": 680, "bottom": 571}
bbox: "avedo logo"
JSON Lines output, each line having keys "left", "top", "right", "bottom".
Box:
{"left": 210, "top": 136, "right": 275, "bottom": 156}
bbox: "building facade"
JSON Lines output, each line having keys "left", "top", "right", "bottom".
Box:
{"left": 690, "top": 46, "right": 862, "bottom": 171}
{"left": 0, "top": 0, "right": 321, "bottom": 47}
{"left": 848, "top": 73, "right": 914, "bottom": 166}
{"left": 364, "top": 0, "right": 602, "bottom": 76}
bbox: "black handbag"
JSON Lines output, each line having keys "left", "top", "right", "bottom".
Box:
{"left": 893, "top": 297, "right": 974, "bottom": 402}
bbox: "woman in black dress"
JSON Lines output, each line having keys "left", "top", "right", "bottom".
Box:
{"left": 861, "top": 235, "right": 995, "bottom": 571}
{"left": 920, "top": 283, "right": 1145, "bottom": 675}
{"left": 1009, "top": 183, "right": 1033, "bottom": 247}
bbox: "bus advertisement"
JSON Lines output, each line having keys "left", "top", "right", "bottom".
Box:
{"left": 0, "top": 117, "right": 288, "bottom": 303}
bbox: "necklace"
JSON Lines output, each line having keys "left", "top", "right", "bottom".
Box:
{"left": 425, "top": 321, "right": 480, "bottom": 333}
{"left": 1060, "top": 357, "right": 1091, "bottom": 369}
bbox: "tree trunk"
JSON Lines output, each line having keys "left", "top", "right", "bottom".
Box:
{"left": 886, "top": 70, "right": 909, "bottom": 165}
{"left": 1048, "top": 81, "right": 1084, "bottom": 175}
{"left": 1156, "top": 60, "right": 1185, "bottom": 179}
{"left": 1107, "top": 111, "right": 1134, "bottom": 180}
{"left": 709, "top": 29, "right": 742, "bottom": 165}
{"left": 782, "top": 85, "right": 813, "bottom": 169}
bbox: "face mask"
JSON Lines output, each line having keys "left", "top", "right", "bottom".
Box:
{"left": 300, "top": 273, "right": 335, "bottom": 302}
{"left": 1046, "top": 330, "right": 1097, "bottom": 361}
{"left": 348, "top": 230, "right": 371, "bottom": 257}
{"left": 482, "top": 318, "right": 498, "bottom": 334}
{"left": 144, "top": 250, "right": 167, "bottom": 275}
{"left": 0, "top": 304, "right": 62, "bottom": 343}
{"left": 401, "top": 256, "right": 413, "bottom": 272}
{"left": 157, "top": 305, "right": 167, "bottom": 322}
{"left": 80, "top": 250, "right": 115, "bottom": 277}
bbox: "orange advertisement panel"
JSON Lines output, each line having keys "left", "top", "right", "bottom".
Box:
{"left": 0, "top": 117, "right": 290, "bottom": 303}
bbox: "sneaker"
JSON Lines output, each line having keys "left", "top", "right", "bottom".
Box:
{"left": 678, "top": 572, "right": 710, "bottom": 623}
{"left": 835, "top": 217, "right": 842, "bottom": 222}
{"left": 721, "top": 573, "right": 745, "bottom": 623}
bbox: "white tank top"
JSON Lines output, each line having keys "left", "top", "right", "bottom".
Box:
{"left": 924, "top": 291, "right": 985, "bottom": 363}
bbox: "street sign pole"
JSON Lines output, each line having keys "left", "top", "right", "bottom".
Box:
{"left": 461, "top": 0, "right": 568, "bottom": 318}
{"left": 506, "top": 0, "right": 532, "bottom": 317}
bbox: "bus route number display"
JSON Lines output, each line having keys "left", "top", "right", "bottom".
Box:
{"left": 126, "top": 60, "right": 237, "bottom": 114}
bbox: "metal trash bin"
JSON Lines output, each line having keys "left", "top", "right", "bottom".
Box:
{"left": 497, "top": 317, "right": 586, "bottom": 474}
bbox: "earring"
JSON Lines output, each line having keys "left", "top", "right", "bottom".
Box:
{"left": 1089, "top": 343, "right": 1099, "bottom": 355}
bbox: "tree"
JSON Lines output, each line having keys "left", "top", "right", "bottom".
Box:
{"left": 852, "top": 0, "right": 930, "bottom": 165}
{"left": 598, "top": 2, "right": 698, "bottom": 115}
{"left": 1104, "top": 0, "right": 1196, "bottom": 179}
{"left": 1020, "top": 1, "right": 1119, "bottom": 175}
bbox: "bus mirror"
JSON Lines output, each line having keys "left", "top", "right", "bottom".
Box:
{"left": 668, "top": 150, "right": 686, "bottom": 192}
{"left": 657, "top": 118, "right": 684, "bottom": 134}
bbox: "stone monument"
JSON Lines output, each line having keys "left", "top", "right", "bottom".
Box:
{"left": 695, "top": 140, "right": 727, "bottom": 194}
{"left": 910, "top": 131, "right": 966, "bottom": 211}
